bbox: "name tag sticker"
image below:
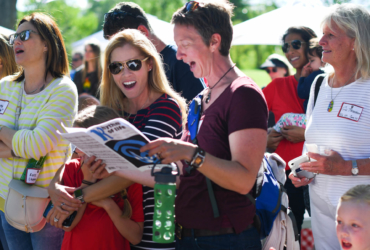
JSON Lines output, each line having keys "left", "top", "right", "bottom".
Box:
{"left": 0, "top": 100, "right": 9, "bottom": 115}
{"left": 337, "top": 103, "right": 363, "bottom": 122}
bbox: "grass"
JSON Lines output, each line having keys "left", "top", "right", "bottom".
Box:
{"left": 242, "top": 69, "right": 272, "bottom": 89}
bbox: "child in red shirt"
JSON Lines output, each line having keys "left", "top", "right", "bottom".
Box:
{"left": 49, "top": 106, "right": 144, "bottom": 250}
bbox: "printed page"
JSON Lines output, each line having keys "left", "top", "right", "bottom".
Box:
{"left": 59, "top": 118, "right": 159, "bottom": 173}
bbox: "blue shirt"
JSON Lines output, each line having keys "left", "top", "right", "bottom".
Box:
{"left": 160, "top": 45, "right": 205, "bottom": 102}
{"left": 298, "top": 69, "right": 325, "bottom": 112}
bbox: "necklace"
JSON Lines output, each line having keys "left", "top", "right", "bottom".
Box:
{"left": 327, "top": 72, "right": 356, "bottom": 112}
{"left": 205, "top": 64, "right": 236, "bottom": 104}
{"left": 25, "top": 81, "right": 46, "bottom": 94}
{"left": 127, "top": 98, "right": 150, "bottom": 123}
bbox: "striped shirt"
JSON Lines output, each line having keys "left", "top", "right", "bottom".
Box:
{"left": 306, "top": 75, "right": 370, "bottom": 206}
{"left": 126, "top": 94, "right": 182, "bottom": 250}
{"left": 0, "top": 75, "right": 78, "bottom": 211}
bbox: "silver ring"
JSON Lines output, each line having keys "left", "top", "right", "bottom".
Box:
{"left": 61, "top": 202, "right": 65, "bottom": 207}
{"left": 54, "top": 217, "right": 59, "bottom": 222}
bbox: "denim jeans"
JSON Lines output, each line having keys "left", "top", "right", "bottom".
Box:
{"left": 175, "top": 226, "right": 261, "bottom": 250}
{"left": 0, "top": 211, "right": 64, "bottom": 250}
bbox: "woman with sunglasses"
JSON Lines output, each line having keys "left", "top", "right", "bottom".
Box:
{"left": 289, "top": 4, "right": 370, "bottom": 249}
{"left": 73, "top": 39, "right": 102, "bottom": 98}
{"left": 47, "top": 29, "right": 186, "bottom": 250}
{"left": 0, "top": 13, "right": 77, "bottom": 250}
{"left": 262, "top": 26, "right": 317, "bottom": 237}
{"left": 0, "top": 34, "right": 18, "bottom": 80}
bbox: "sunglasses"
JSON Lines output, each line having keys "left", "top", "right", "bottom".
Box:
{"left": 9, "top": 30, "right": 38, "bottom": 45}
{"left": 282, "top": 40, "right": 306, "bottom": 53}
{"left": 108, "top": 57, "right": 149, "bottom": 75}
{"left": 266, "top": 67, "right": 278, "bottom": 74}
{"left": 72, "top": 58, "right": 81, "bottom": 62}
{"left": 184, "top": 1, "right": 201, "bottom": 13}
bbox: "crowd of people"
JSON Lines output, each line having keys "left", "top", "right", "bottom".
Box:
{"left": 0, "top": 1, "right": 370, "bottom": 250}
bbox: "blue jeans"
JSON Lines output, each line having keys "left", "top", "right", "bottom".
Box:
{"left": 0, "top": 211, "right": 64, "bottom": 250}
{"left": 175, "top": 226, "right": 261, "bottom": 250}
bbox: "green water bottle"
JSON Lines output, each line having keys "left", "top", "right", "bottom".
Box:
{"left": 151, "top": 164, "right": 178, "bottom": 243}
{"left": 20, "top": 155, "right": 47, "bottom": 185}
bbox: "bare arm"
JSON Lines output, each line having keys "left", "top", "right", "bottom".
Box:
{"left": 0, "top": 141, "right": 12, "bottom": 158}
{"left": 141, "top": 128, "right": 266, "bottom": 194}
{"left": 0, "top": 126, "right": 16, "bottom": 149}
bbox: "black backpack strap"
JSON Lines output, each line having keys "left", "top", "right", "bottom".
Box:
{"left": 206, "top": 177, "right": 220, "bottom": 218}
{"left": 313, "top": 76, "right": 324, "bottom": 107}
{"left": 288, "top": 209, "right": 300, "bottom": 242}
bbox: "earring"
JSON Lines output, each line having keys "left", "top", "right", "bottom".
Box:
{"left": 352, "top": 48, "right": 355, "bottom": 51}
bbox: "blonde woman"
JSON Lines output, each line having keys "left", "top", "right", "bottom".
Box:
{"left": 73, "top": 39, "right": 102, "bottom": 98}
{"left": 0, "top": 13, "right": 77, "bottom": 250}
{"left": 48, "top": 29, "right": 186, "bottom": 249}
{"left": 0, "top": 34, "right": 18, "bottom": 79}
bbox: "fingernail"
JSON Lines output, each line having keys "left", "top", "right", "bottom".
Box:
{"left": 305, "top": 178, "right": 309, "bottom": 182}
{"left": 297, "top": 179, "right": 301, "bottom": 182}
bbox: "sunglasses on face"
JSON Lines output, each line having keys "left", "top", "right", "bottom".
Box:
{"left": 266, "top": 67, "right": 278, "bottom": 74}
{"left": 9, "top": 30, "right": 38, "bottom": 45}
{"left": 282, "top": 40, "right": 306, "bottom": 53}
{"left": 108, "top": 57, "right": 149, "bottom": 75}
{"left": 72, "top": 58, "right": 81, "bottom": 62}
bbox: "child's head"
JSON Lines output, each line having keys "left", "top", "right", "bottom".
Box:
{"left": 307, "top": 38, "right": 325, "bottom": 71}
{"left": 74, "top": 105, "right": 120, "bottom": 129}
{"left": 336, "top": 185, "right": 370, "bottom": 250}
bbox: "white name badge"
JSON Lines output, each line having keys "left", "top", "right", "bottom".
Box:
{"left": 0, "top": 100, "right": 9, "bottom": 115}
{"left": 337, "top": 103, "right": 363, "bottom": 122}
{"left": 26, "top": 168, "right": 41, "bottom": 184}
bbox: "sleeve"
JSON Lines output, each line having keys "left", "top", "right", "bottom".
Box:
{"left": 262, "top": 80, "right": 275, "bottom": 111}
{"left": 141, "top": 97, "right": 183, "bottom": 141}
{"left": 12, "top": 81, "right": 78, "bottom": 159}
{"left": 173, "top": 60, "right": 205, "bottom": 102}
{"left": 128, "top": 184, "right": 144, "bottom": 223}
{"left": 228, "top": 85, "right": 268, "bottom": 135}
{"left": 62, "top": 159, "right": 81, "bottom": 188}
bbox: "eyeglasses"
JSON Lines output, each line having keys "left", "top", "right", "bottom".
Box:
{"left": 9, "top": 30, "right": 38, "bottom": 45}
{"left": 266, "top": 67, "right": 278, "bottom": 74}
{"left": 184, "top": 1, "right": 201, "bottom": 13}
{"left": 282, "top": 40, "right": 306, "bottom": 53}
{"left": 108, "top": 57, "right": 149, "bottom": 75}
{"left": 72, "top": 58, "right": 81, "bottom": 62}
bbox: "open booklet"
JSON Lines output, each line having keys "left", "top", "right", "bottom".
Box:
{"left": 58, "top": 118, "right": 160, "bottom": 173}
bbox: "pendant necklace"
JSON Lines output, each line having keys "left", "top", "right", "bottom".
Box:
{"left": 205, "top": 64, "right": 236, "bottom": 104}
{"left": 327, "top": 72, "right": 356, "bottom": 112}
{"left": 25, "top": 80, "right": 46, "bottom": 94}
{"left": 127, "top": 98, "right": 150, "bottom": 123}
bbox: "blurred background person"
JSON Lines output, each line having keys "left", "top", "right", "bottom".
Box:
{"left": 70, "top": 52, "right": 83, "bottom": 81}
{"left": 0, "top": 12, "right": 77, "bottom": 250}
{"left": 74, "top": 39, "right": 102, "bottom": 98}
{"left": 0, "top": 34, "right": 18, "bottom": 80}
{"left": 263, "top": 26, "right": 317, "bottom": 240}
{"left": 260, "top": 53, "right": 292, "bottom": 81}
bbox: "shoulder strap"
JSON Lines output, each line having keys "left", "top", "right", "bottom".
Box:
{"left": 12, "top": 82, "right": 24, "bottom": 178}
{"left": 313, "top": 76, "right": 324, "bottom": 107}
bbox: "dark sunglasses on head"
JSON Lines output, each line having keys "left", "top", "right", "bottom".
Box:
{"left": 9, "top": 30, "right": 38, "bottom": 45}
{"left": 266, "top": 67, "right": 277, "bottom": 74}
{"left": 184, "top": 1, "right": 201, "bottom": 13}
{"left": 282, "top": 40, "right": 306, "bottom": 53}
{"left": 108, "top": 57, "right": 149, "bottom": 75}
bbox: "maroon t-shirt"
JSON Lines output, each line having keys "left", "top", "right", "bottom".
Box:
{"left": 175, "top": 76, "right": 268, "bottom": 234}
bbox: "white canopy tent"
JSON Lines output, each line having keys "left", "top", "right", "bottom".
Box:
{"left": 72, "top": 14, "right": 174, "bottom": 53}
{"left": 232, "top": 0, "right": 328, "bottom": 45}
{"left": 0, "top": 26, "right": 16, "bottom": 37}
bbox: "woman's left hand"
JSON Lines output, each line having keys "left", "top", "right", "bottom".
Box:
{"left": 140, "top": 138, "right": 197, "bottom": 164}
{"left": 280, "top": 126, "right": 305, "bottom": 143}
{"left": 300, "top": 150, "right": 347, "bottom": 175}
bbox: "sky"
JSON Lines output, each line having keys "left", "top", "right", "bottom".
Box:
{"left": 16, "top": 0, "right": 370, "bottom": 12}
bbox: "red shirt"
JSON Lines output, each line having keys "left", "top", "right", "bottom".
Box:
{"left": 176, "top": 77, "right": 268, "bottom": 234}
{"left": 61, "top": 159, "right": 144, "bottom": 250}
{"left": 262, "top": 75, "right": 305, "bottom": 169}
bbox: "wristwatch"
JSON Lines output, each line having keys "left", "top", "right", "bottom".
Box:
{"left": 351, "top": 160, "right": 359, "bottom": 176}
{"left": 74, "top": 189, "right": 85, "bottom": 203}
{"left": 190, "top": 146, "right": 206, "bottom": 169}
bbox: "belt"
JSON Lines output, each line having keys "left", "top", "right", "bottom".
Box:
{"left": 175, "top": 223, "right": 253, "bottom": 240}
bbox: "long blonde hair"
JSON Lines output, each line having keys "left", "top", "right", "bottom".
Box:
{"left": 0, "top": 34, "right": 18, "bottom": 79}
{"left": 100, "top": 29, "right": 187, "bottom": 124}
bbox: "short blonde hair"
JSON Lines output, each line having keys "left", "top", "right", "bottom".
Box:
{"left": 340, "top": 185, "right": 370, "bottom": 205}
{"left": 100, "top": 29, "right": 187, "bottom": 125}
{"left": 322, "top": 4, "right": 370, "bottom": 80}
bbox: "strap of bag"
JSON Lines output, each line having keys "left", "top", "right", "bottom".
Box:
{"left": 12, "top": 82, "right": 24, "bottom": 179}
{"left": 313, "top": 76, "right": 324, "bottom": 107}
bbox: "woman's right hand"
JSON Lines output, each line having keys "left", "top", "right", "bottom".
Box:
{"left": 267, "top": 128, "right": 283, "bottom": 151}
{"left": 288, "top": 172, "right": 313, "bottom": 187}
{"left": 48, "top": 183, "right": 81, "bottom": 214}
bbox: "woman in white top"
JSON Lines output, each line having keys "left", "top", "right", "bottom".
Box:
{"left": 289, "top": 4, "right": 370, "bottom": 249}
